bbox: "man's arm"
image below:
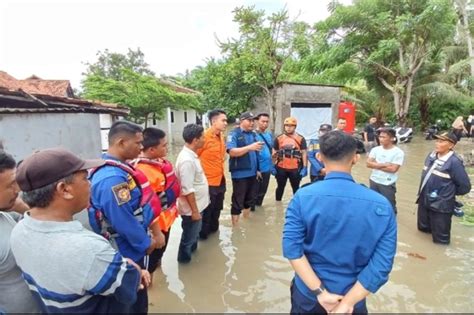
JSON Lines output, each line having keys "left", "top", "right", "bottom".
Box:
{"left": 177, "top": 161, "right": 201, "bottom": 221}
{"left": 228, "top": 142, "right": 262, "bottom": 157}
{"left": 283, "top": 194, "right": 342, "bottom": 312}
{"left": 366, "top": 157, "right": 400, "bottom": 173}
{"left": 94, "top": 177, "right": 153, "bottom": 255}
{"left": 348, "top": 210, "right": 397, "bottom": 309}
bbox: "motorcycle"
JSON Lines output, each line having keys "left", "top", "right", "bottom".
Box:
{"left": 425, "top": 120, "right": 442, "bottom": 140}
{"left": 375, "top": 124, "right": 413, "bottom": 145}
{"left": 353, "top": 128, "right": 366, "bottom": 154}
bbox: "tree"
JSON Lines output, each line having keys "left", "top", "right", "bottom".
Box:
{"left": 182, "top": 58, "right": 261, "bottom": 118}
{"left": 217, "top": 6, "right": 312, "bottom": 129}
{"left": 318, "top": 0, "right": 457, "bottom": 125}
{"left": 82, "top": 49, "right": 200, "bottom": 125}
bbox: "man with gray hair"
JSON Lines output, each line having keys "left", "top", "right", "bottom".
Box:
{"left": 10, "top": 148, "right": 148, "bottom": 313}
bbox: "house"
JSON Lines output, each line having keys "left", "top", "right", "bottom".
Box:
{"left": 252, "top": 82, "right": 342, "bottom": 140}
{"left": 0, "top": 72, "right": 129, "bottom": 160}
{"left": 144, "top": 79, "right": 201, "bottom": 144}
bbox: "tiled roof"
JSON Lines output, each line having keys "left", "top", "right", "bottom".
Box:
{"left": 0, "top": 71, "right": 73, "bottom": 97}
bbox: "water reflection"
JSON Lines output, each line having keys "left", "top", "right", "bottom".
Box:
{"left": 149, "top": 136, "right": 473, "bottom": 313}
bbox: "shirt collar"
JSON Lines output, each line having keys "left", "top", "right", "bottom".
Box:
{"left": 324, "top": 171, "right": 355, "bottom": 182}
{"left": 182, "top": 146, "right": 198, "bottom": 158}
{"left": 22, "top": 211, "right": 84, "bottom": 233}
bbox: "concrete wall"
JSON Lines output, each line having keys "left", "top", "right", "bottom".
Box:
{"left": 252, "top": 84, "right": 340, "bottom": 136}
{"left": 0, "top": 112, "right": 103, "bottom": 161}
{"left": 146, "top": 108, "right": 197, "bottom": 145}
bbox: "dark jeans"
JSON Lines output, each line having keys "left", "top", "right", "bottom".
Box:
{"left": 131, "top": 258, "right": 149, "bottom": 314}
{"left": 369, "top": 179, "right": 397, "bottom": 214}
{"left": 147, "top": 228, "right": 171, "bottom": 273}
{"left": 200, "top": 179, "right": 226, "bottom": 239}
{"left": 275, "top": 167, "right": 301, "bottom": 201}
{"left": 178, "top": 215, "right": 202, "bottom": 263}
{"left": 417, "top": 204, "right": 452, "bottom": 244}
{"left": 231, "top": 176, "right": 258, "bottom": 215}
{"left": 252, "top": 171, "right": 271, "bottom": 210}
{"left": 290, "top": 281, "right": 367, "bottom": 314}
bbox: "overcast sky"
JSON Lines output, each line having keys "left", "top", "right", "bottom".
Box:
{"left": 0, "top": 0, "right": 351, "bottom": 90}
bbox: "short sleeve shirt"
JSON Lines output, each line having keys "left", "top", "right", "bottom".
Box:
{"left": 369, "top": 146, "right": 405, "bottom": 185}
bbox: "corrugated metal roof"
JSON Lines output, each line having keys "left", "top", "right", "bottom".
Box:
{"left": 0, "top": 88, "right": 130, "bottom": 115}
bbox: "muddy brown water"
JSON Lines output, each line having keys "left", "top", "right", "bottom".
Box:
{"left": 148, "top": 136, "right": 474, "bottom": 313}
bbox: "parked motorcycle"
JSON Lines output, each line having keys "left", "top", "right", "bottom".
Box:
{"left": 425, "top": 120, "right": 442, "bottom": 140}
{"left": 375, "top": 124, "right": 413, "bottom": 145}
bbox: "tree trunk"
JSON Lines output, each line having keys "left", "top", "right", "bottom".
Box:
{"left": 419, "top": 97, "right": 430, "bottom": 130}
{"left": 460, "top": 0, "right": 474, "bottom": 79}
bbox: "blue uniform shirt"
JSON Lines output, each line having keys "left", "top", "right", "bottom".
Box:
{"left": 307, "top": 138, "right": 325, "bottom": 176}
{"left": 227, "top": 128, "right": 259, "bottom": 179}
{"left": 256, "top": 130, "right": 273, "bottom": 173}
{"left": 282, "top": 172, "right": 397, "bottom": 309}
{"left": 89, "top": 153, "right": 151, "bottom": 263}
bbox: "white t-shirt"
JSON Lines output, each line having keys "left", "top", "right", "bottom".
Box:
{"left": 175, "top": 146, "right": 210, "bottom": 215}
{"left": 369, "top": 146, "right": 405, "bottom": 185}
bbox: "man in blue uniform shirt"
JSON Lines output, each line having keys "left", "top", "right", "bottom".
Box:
{"left": 89, "top": 120, "right": 165, "bottom": 314}
{"left": 308, "top": 124, "right": 332, "bottom": 182}
{"left": 282, "top": 130, "right": 397, "bottom": 314}
{"left": 252, "top": 112, "right": 274, "bottom": 210}
{"left": 227, "top": 111, "right": 263, "bottom": 226}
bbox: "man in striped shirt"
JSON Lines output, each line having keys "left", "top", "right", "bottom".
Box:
{"left": 10, "top": 148, "right": 148, "bottom": 313}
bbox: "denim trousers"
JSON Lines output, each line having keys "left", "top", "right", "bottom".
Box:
{"left": 178, "top": 215, "right": 202, "bottom": 262}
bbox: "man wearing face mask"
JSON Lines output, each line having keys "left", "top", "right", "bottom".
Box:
{"left": 416, "top": 132, "right": 471, "bottom": 245}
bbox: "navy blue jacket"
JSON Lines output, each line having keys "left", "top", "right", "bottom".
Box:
{"left": 417, "top": 151, "right": 471, "bottom": 213}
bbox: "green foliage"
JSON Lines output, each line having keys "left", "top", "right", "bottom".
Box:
{"left": 82, "top": 49, "right": 200, "bottom": 124}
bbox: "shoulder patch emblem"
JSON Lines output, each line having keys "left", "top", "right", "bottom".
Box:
{"left": 127, "top": 174, "right": 137, "bottom": 190}
{"left": 112, "top": 182, "right": 131, "bottom": 205}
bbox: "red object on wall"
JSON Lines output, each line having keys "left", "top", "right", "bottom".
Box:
{"left": 338, "top": 101, "right": 356, "bottom": 134}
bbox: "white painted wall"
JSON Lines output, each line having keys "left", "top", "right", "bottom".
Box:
{"left": 145, "top": 108, "right": 197, "bottom": 144}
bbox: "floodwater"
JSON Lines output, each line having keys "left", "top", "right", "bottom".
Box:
{"left": 148, "top": 136, "right": 474, "bottom": 313}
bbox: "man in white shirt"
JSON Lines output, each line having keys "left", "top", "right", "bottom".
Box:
{"left": 366, "top": 128, "right": 405, "bottom": 214}
{"left": 175, "top": 124, "right": 210, "bottom": 263}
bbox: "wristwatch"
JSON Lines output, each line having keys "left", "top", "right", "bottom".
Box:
{"left": 311, "top": 285, "right": 325, "bottom": 297}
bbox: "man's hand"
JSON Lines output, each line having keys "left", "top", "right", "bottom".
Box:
{"left": 329, "top": 301, "right": 354, "bottom": 314}
{"left": 256, "top": 171, "right": 263, "bottom": 181}
{"left": 154, "top": 230, "right": 166, "bottom": 249}
{"left": 191, "top": 211, "right": 202, "bottom": 221}
{"left": 249, "top": 141, "right": 264, "bottom": 151}
{"left": 317, "top": 290, "right": 343, "bottom": 313}
{"left": 320, "top": 168, "right": 326, "bottom": 176}
{"left": 139, "top": 270, "right": 151, "bottom": 290}
{"left": 299, "top": 167, "right": 308, "bottom": 178}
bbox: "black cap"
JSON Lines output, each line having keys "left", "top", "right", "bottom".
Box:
{"left": 16, "top": 148, "right": 104, "bottom": 191}
{"left": 319, "top": 124, "right": 332, "bottom": 131}
{"left": 434, "top": 131, "right": 458, "bottom": 145}
{"left": 240, "top": 111, "right": 255, "bottom": 121}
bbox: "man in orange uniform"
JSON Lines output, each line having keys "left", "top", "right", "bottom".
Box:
{"left": 133, "top": 127, "right": 181, "bottom": 278}
{"left": 197, "top": 109, "right": 228, "bottom": 239}
{"left": 273, "top": 117, "right": 308, "bottom": 201}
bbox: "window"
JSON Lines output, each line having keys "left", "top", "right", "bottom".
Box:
{"left": 184, "top": 111, "right": 188, "bottom": 123}
{"left": 170, "top": 111, "right": 175, "bottom": 123}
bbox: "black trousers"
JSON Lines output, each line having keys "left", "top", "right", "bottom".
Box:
{"left": 252, "top": 171, "right": 271, "bottom": 210}
{"left": 131, "top": 258, "right": 149, "bottom": 314}
{"left": 200, "top": 178, "right": 226, "bottom": 239}
{"left": 310, "top": 174, "right": 325, "bottom": 183}
{"left": 147, "top": 228, "right": 171, "bottom": 273}
{"left": 290, "top": 280, "right": 367, "bottom": 314}
{"left": 275, "top": 167, "right": 301, "bottom": 201}
{"left": 417, "top": 203, "right": 453, "bottom": 244}
{"left": 369, "top": 180, "right": 397, "bottom": 214}
{"left": 231, "top": 176, "right": 258, "bottom": 215}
